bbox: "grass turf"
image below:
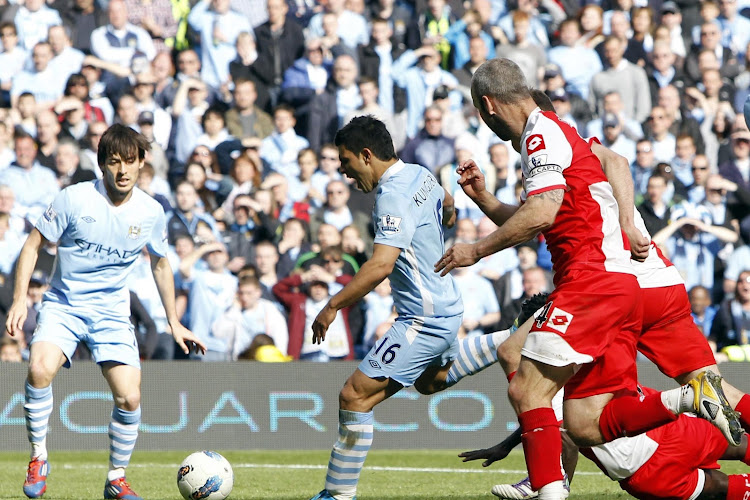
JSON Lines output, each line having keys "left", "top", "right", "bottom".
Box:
{"left": 1, "top": 449, "right": 746, "bottom": 499}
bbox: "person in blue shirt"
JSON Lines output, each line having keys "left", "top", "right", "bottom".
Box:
{"left": 5, "top": 124, "right": 206, "bottom": 500}
{"left": 309, "top": 116, "right": 514, "bottom": 500}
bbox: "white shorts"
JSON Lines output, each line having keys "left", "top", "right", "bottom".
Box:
{"left": 32, "top": 302, "right": 140, "bottom": 368}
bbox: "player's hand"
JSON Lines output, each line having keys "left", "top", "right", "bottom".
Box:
{"left": 459, "top": 443, "right": 512, "bottom": 467}
{"left": 623, "top": 224, "right": 649, "bottom": 262}
{"left": 170, "top": 323, "right": 206, "bottom": 355}
{"left": 5, "top": 301, "right": 28, "bottom": 337}
{"left": 434, "top": 243, "right": 480, "bottom": 277}
{"left": 312, "top": 304, "right": 337, "bottom": 344}
{"left": 456, "top": 160, "right": 487, "bottom": 201}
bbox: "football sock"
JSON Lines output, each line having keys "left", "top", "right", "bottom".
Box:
{"left": 108, "top": 406, "right": 140, "bottom": 480}
{"left": 519, "top": 407, "right": 563, "bottom": 492}
{"left": 727, "top": 474, "right": 750, "bottom": 499}
{"left": 734, "top": 394, "right": 750, "bottom": 432}
{"left": 599, "top": 393, "right": 678, "bottom": 442}
{"left": 660, "top": 385, "right": 695, "bottom": 415}
{"left": 324, "top": 410, "right": 373, "bottom": 500}
{"left": 24, "top": 381, "right": 53, "bottom": 461}
{"left": 445, "top": 330, "right": 510, "bottom": 386}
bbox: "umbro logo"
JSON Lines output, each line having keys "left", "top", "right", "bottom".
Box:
{"left": 81, "top": 216, "right": 95, "bottom": 223}
{"left": 369, "top": 360, "right": 381, "bottom": 369}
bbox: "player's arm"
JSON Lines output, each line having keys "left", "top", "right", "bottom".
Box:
{"left": 150, "top": 254, "right": 207, "bottom": 355}
{"left": 435, "top": 189, "right": 562, "bottom": 276}
{"left": 312, "top": 243, "right": 400, "bottom": 344}
{"left": 442, "top": 189, "right": 456, "bottom": 228}
{"left": 591, "top": 141, "right": 649, "bottom": 260}
{"left": 459, "top": 427, "right": 522, "bottom": 467}
{"left": 6, "top": 228, "right": 46, "bottom": 336}
{"left": 457, "top": 159, "right": 519, "bottom": 226}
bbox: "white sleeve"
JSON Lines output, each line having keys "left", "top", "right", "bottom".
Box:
{"left": 522, "top": 118, "right": 573, "bottom": 197}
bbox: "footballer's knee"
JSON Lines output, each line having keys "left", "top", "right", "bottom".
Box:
{"left": 497, "top": 341, "right": 521, "bottom": 376}
{"left": 113, "top": 391, "right": 141, "bottom": 412}
{"left": 27, "top": 362, "right": 55, "bottom": 388}
{"left": 563, "top": 413, "right": 605, "bottom": 447}
{"left": 339, "top": 380, "right": 364, "bottom": 411}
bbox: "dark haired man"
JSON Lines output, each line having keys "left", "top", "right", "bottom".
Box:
{"left": 7, "top": 124, "right": 205, "bottom": 500}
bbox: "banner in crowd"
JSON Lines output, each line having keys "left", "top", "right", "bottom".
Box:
{"left": 2, "top": 362, "right": 749, "bottom": 451}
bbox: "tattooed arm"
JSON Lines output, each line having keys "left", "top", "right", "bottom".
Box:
{"left": 435, "top": 189, "right": 563, "bottom": 275}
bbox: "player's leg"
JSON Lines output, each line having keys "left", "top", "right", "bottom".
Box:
{"left": 314, "top": 370, "right": 401, "bottom": 500}
{"left": 508, "top": 357, "right": 574, "bottom": 499}
{"left": 101, "top": 362, "right": 143, "bottom": 500}
{"left": 23, "top": 342, "right": 67, "bottom": 499}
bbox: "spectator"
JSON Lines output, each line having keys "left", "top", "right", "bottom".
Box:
{"left": 318, "top": 12, "right": 359, "bottom": 61}
{"left": 724, "top": 243, "right": 750, "bottom": 293}
{"left": 12, "top": 0, "right": 62, "bottom": 52}
{"left": 288, "top": 148, "right": 320, "bottom": 205}
{"left": 490, "top": 143, "right": 518, "bottom": 206}
{"left": 253, "top": 0, "right": 305, "bottom": 109}
{"left": 224, "top": 79, "right": 273, "bottom": 142}
{"left": 601, "top": 112, "right": 637, "bottom": 165}
{"left": 546, "top": 18, "right": 602, "bottom": 99}
{"left": 55, "top": 0, "right": 107, "bottom": 55}
{"left": 254, "top": 239, "right": 281, "bottom": 292}
{"left": 309, "top": 179, "right": 373, "bottom": 249}
{"left": 578, "top": 4, "right": 605, "bottom": 49}
{"left": 547, "top": 88, "right": 578, "bottom": 130}
{"left": 702, "top": 173, "right": 746, "bottom": 237}
{"left": 646, "top": 41, "right": 687, "bottom": 106}
{"left": 400, "top": 105, "right": 456, "bottom": 174}
{"left": 47, "top": 25, "right": 86, "bottom": 84}
{"left": 35, "top": 110, "right": 62, "bottom": 170}
{"left": 655, "top": 84, "right": 706, "bottom": 156}
{"left": 0, "top": 336, "right": 23, "bottom": 362}
{"left": 277, "top": 217, "right": 312, "bottom": 278}
{"left": 685, "top": 22, "right": 741, "bottom": 85}
{"left": 0, "top": 212, "right": 23, "bottom": 275}
{"left": 212, "top": 275, "right": 288, "bottom": 360}
{"left": 183, "top": 161, "right": 224, "bottom": 215}
{"left": 716, "top": 0, "right": 750, "bottom": 59}
{"left": 657, "top": 1, "right": 689, "bottom": 60}
{"left": 310, "top": 144, "right": 343, "bottom": 203}
{"left": 496, "top": 0, "right": 556, "bottom": 49}
{"left": 646, "top": 106, "right": 677, "bottom": 163}
{"left": 671, "top": 134, "right": 698, "bottom": 186}
{"left": 131, "top": 71, "right": 171, "bottom": 150}
{"left": 187, "top": 0, "right": 250, "bottom": 89}
{"left": 307, "top": 54, "right": 361, "bottom": 152}
{"left": 171, "top": 78, "right": 212, "bottom": 166}
{"left": 628, "top": 6, "right": 654, "bottom": 64}
{"left": 55, "top": 96, "right": 89, "bottom": 143}
{"left": 392, "top": 45, "right": 460, "bottom": 139}
{"left": 306, "top": 0, "right": 369, "bottom": 50}
{"left": 690, "top": 285, "right": 718, "bottom": 337}
{"left": 79, "top": 120, "right": 108, "bottom": 173}
{"left": 123, "top": 0, "right": 178, "bottom": 54}
{"left": 166, "top": 180, "right": 220, "bottom": 246}
{"left": 589, "top": 35, "right": 652, "bottom": 123}
{"left": 221, "top": 152, "right": 262, "bottom": 213}
{"left": 687, "top": 154, "right": 712, "bottom": 203}
{"left": 11, "top": 42, "right": 64, "bottom": 109}
{"left": 0, "top": 123, "right": 14, "bottom": 171}
{"left": 445, "top": 10, "right": 497, "bottom": 74}
{"left": 179, "top": 240, "right": 238, "bottom": 361}
{"left": 499, "top": 266, "right": 549, "bottom": 330}
{"left": 279, "top": 38, "right": 332, "bottom": 130}
{"left": 156, "top": 49, "right": 220, "bottom": 112}
{"left": 710, "top": 269, "right": 750, "bottom": 351}
{"left": 637, "top": 173, "right": 672, "bottom": 236}
{"left": 0, "top": 23, "right": 28, "bottom": 108}
{"left": 361, "top": 278, "right": 393, "bottom": 352}
{"left": 358, "top": 17, "right": 408, "bottom": 118}
{"left": 195, "top": 107, "right": 232, "bottom": 151}
{"left": 0, "top": 132, "right": 58, "bottom": 225}
{"left": 451, "top": 31, "right": 489, "bottom": 93}
{"left": 296, "top": 223, "right": 360, "bottom": 273}
{"left": 272, "top": 257, "right": 355, "bottom": 360}
{"left": 451, "top": 256, "right": 501, "bottom": 338}
{"left": 54, "top": 138, "right": 96, "bottom": 188}
{"left": 719, "top": 129, "right": 750, "bottom": 192}
{"left": 340, "top": 224, "right": 368, "bottom": 267}
{"left": 90, "top": 0, "right": 156, "bottom": 71}
{"left": 653, "top": 200, "right": 738, "bottom": 292}
{"left": 495, "top": 10, "right": 544, "bottom": 87}
{"left": 344, "top": 78, "right": 401, "bottom": 150}
{"left": 135, "top": 162, "right": 171, "bottom": 213}
{"left": 260, "top": 104, "right": 309, "bottom": 181}
{"left": 227, "top": 34, "right": 271, "bottom": 111}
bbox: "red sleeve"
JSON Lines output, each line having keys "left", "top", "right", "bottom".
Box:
{"left": 272, "top": 274, "right": 304, "bottom": 308}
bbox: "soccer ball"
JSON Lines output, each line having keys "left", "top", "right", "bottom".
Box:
{"left": 177, "top": 451, "right": 234, "bottom": 500}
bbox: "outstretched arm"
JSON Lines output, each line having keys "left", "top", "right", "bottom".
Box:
{"left": 456, "top": 159, "right": 519, "bottom": 226}
{"left": 435, "top": 189, "right": 562, "bottom": 276}
{"left": 312, "top": 243, "right": 400, "bottom": 344}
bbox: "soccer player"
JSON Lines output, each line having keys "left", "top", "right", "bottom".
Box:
{"left": 434, "top": 59, "right": 738, "bottom": 500}
{"left": 6, "top": 124, "right": 206, "bottom": 500}
{"left": 308, "top": 116, "right": 515, "bottom": 500}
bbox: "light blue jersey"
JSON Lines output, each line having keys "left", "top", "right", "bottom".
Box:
{"left": 372, "top": 161, "right": 463, "bottom": 322}
{"left": 35, "top": 180, "right": 168, "bottom": 320}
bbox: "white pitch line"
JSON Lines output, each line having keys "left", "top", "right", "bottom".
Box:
{"left": 61, "top": 462, "right": 600, "bottom": 476}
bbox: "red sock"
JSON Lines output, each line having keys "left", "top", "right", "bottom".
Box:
{"left": 507, "top": 371, "right": 516, "bottom": 383}
{"left": 735, "top": 395, "right": 750, "bottom": 433}
{"left": 727, "top": 474, "right": 750, "bottom": 499}
{"left": 598, "top": 393, "right": 678, "bottom": 442}
{"left": 519, "top": 407, "right": 563, "bottom": 491}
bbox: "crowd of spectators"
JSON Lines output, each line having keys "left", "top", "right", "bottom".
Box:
{"left": 0, "top": 0, "right": 748, "bottom": 363}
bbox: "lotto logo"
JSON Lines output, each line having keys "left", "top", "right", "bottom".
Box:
{"left": 546, "top": 307, "right": 573, "bottom": 334}
{"left": 526, "top": 134, "right": 546, "bottom": 154}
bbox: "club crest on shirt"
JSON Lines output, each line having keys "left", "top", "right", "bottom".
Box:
{"left": 379, "top": 214, "right": 402, "bottom": 233}
{"left": 43, "top": 205, "right": 57, "bottom": 223}
{"left": 127, "top": 224, "right": 142, "bottom": 240}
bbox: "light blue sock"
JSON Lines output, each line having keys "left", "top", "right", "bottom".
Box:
{"left": 445, "top": 329, "right": 511, "bottom": 386}
{"left": 24, "top": 381, "right": 53, "bottom": 461}
{"left": 108, "top": 406, "right": 140, "bottom": 479}
{"left": 324, "top": 410, "right": 373, "bottom": 500}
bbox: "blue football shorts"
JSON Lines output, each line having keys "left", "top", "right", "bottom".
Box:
{"left": 358, "top": 314, "right": 462, "bottom": 387}
{"left": 31, "top": 302, "right": 141, "bottom": 368}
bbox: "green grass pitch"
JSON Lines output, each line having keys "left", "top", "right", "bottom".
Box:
{"left": 2, "top": 449, "right": 747, "bottom": 499}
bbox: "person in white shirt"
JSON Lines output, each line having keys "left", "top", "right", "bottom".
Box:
{"left": 90, "top": 0, "right": 156, "bottom": 71}
{"left": 13, "top": 0, "right": 62, "bottom": 51}
{"left": 260, "top": 104, "right": 310, "bottom": 181}
{"left": 47, "top": 25, "right": 85, "bottom": 83}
